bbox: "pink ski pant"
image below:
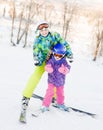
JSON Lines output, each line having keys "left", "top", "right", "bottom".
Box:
{"left": 42, "top": 83, "right": 64, "bottom": 107}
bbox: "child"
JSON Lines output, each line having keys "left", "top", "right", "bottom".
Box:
{"left": 41, "top": 43, "right": 71, "bottom": 112}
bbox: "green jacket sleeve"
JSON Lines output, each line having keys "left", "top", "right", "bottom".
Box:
{"left": 33, "top": 37, "right": 44, "bottom": 65}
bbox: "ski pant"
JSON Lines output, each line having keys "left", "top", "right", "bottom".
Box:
{"left": 22, "top": 62, "right": 45, "bottom": 98}
{"left": 22, "top": 62, "right": 57, "bottom": 99}
{"left": 42, "top": 83, "right": 64, "bottom": 107}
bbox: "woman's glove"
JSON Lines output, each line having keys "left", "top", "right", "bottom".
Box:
{"left": 34, "top": 56, "right": 43, "bottom": 66}
{"left": 58, "top": 64, "right": 69, "bottom": 75}
{"left": 45, "top": 64, "right": 53, "bottom": 73}
{"left": 34, "top": 59, "right": 40, "bottom": 66}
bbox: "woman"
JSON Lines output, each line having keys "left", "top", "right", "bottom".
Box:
{"left": 19, "top": 21, "right": 73, "bottom": 123}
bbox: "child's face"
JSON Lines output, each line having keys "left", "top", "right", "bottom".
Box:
{"left": 53, "top": 53, "right": 64, "bottom": 61}
{"left": 39, "top": 28, "right": 49, "bottom": 37}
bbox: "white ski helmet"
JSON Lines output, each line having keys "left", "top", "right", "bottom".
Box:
{"left": 36, "top": 20, "right": 49, "bottom": 30}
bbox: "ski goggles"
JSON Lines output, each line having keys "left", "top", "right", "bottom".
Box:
{"left": 53, "top": 53, "right": 64, "bottom": 58}
{"left": 38, "top": 24, "right": 49, "bottom": 30}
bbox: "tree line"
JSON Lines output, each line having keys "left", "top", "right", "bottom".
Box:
{"left": 2, "top": 0, "right": 103, "bottom": 61}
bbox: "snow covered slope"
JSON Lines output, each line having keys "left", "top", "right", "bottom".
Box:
{"left": 0, "top": 18, "right": 103, "bottom": 130}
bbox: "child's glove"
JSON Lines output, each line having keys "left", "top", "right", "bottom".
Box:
{"left": 58, "top": 64, "right": 69, "bottom": 75}
{"left": 45, "top": 64, "right": 53, "bottom": 73}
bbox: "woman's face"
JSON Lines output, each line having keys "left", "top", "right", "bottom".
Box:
{"left": 39, "top": 28, "right": 49, "bottom": 37}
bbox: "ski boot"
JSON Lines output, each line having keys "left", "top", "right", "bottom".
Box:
{"left": 19, "top": 96, "right": 30, "bottom": 123}
{"left": 51, "top": 97, "right": 57, "bottom": 106}
{"left": 40, "top": 106, "right": 49, "bottom": 113}
{"left": 52, "top": 97, "right": 56, "bottom": 103}
{"left": 56, "top": 104, "right": 69, "bottom": 111}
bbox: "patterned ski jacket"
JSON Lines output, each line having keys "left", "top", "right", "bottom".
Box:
{"left": 33, "top": 32, "right": 73, "bottom": 66}
{"left": 46, "top": 56, "right": 71, "bottom": 87}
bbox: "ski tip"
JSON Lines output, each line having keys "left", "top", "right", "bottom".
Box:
{"left": 31, "top": 113, "right": 39, "bottom": 117}
{"left": 92, "top": 114, "right": 99, "bottom": 119}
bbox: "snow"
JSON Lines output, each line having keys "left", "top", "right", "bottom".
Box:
{"left": 0, "top": 18, "right": 103, "bottom": 130}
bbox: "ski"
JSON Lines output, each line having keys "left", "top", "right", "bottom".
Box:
{"left": 32, "top": 93, "right": 96, "bottom": 118}
{"left": 69, "top": 107, "right": 96, "bottom": 117}
{"left": 32, "top": 93, "right": 44, "bottom": 101}
{"left": 32, "top": 109, "right": 43, "bottom": 117}
{"left": 52, "top": 104, "right": 96, "bottom": 118}
{"left": 31, "top": 108, "right": 50, "bottom": 117}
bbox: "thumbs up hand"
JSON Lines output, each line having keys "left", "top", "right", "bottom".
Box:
{"left": 45, "top": 64, "right": 53, "bottom": 73}
{"left": 58, "top": 64, "right": 69, "bottom": 75}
